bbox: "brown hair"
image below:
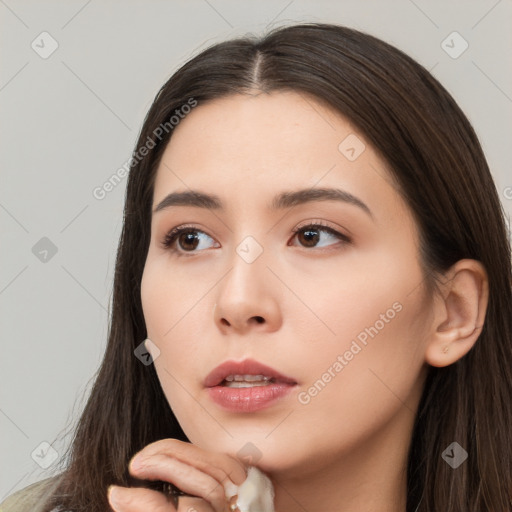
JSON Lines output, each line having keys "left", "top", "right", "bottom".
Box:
{"left": 40, "top": 23, "right": 511, "bottom": 511}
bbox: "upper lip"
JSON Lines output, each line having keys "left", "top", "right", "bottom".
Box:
{"left": 204, "top": 358, "right": 298, "bottom": 387}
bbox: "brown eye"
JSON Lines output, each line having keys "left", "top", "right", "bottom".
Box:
{"left": 177, "top": 230, "right": 200, "bottom": 251}
{"left": 162, "top": 227, "right": 218, "bottom": 254}
{"left": 297, "top": 227, "right": 320, "bottom": 247}
{"left": 291, "top": 223, "right": 351, "bottom": 249}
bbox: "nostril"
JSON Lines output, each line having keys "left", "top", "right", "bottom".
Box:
{"left": 219, "top": 316, "right": 264, "bottom": 326}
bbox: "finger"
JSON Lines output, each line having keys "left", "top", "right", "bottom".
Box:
{"left": 130, "top": 439, "right": 247, "bottom": 486}
{"left": 178, "top": 496, "right": 216, "bottom": 512}
{"left": 129, "top": 454, "right": 229, "bottom": 512}
{"left": 108, "top": 485, "right": 175, "bottom": 512}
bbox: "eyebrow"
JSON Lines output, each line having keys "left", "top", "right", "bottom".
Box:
{"left": 152, "top": 187, "right": 373, "bottom": 219}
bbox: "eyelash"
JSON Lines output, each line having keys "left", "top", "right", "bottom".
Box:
{"left": 161, "top": 221, "right": 352, "bottom": 256}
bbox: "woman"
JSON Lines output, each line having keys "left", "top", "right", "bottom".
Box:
{"left": 2, "top": 22, "right": 511, "bottom": 512}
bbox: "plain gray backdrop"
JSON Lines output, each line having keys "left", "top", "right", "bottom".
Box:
{"left": 1, "top": 0, "right": 511, "bottom": 500}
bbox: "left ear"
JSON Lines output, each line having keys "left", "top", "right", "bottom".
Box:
{"left": 424, "top": 259, "right": 489, "bottom": 368}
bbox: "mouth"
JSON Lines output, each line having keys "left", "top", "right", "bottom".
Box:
{"left": 204, "top": 358, "right": 298, "bottom": 388}
{"left": 204, "top": 359, "right": 298, "bottom": 413}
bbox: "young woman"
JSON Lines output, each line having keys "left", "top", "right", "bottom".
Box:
{"left": 2, "top": 22, "right": 511, "bottom": 512}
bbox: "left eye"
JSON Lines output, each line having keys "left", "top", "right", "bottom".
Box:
{"left": 289, "top": 223, "right": 351, "bottom": 249}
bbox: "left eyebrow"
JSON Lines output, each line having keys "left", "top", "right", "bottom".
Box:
{"left": 152, "top": 187, "right": 373, "bottom": 220}
{"left": 269, "top": 187, "right": 373, "bottom": 219}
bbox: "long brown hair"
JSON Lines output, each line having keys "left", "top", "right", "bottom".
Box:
{"left": 41, "top": 23, "right": 511, "bottom": 511}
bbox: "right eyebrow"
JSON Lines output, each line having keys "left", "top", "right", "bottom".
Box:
{"left": 153, "top": 191, "right": 222, "bottom": 214}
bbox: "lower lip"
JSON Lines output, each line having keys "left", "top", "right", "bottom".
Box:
{"left": 206, "top": 382, "right": 296, "bottom": 412}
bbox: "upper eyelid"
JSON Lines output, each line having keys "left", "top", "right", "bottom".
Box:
{"left": 292, "top": 219, "right": 342, "bottom": 232}
{"left": 291, "top": 220, "right": 352, "bottom": 242}
{"left": 166, "top": 221, "right": 345, "bottom": 238}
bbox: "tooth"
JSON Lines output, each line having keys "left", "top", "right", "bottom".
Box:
{"left": 223, "top": 374, "right": 272, "bottom": 383}
{"left": 244, "top": 375, "right": 267, "bottom": 382}
{"left": 225, "top": 381, "right": 272, "bottom": 388}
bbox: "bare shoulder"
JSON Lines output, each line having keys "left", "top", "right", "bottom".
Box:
{"left": 0, "top": 475, "right": 64, "bottom": 512}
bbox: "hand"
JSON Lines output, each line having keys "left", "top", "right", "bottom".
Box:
{"left": 107, "top": 438, "right": 248, "bottom": 512}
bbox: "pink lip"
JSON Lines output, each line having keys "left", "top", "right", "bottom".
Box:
{"left": 203, "top": 358, "right": 297, "bottom": 388}
{"left": 204, "top": 358, "right": 298, "bottom": 413}
{"left": 206, "top": 382, "right": 296, "bottom": 412}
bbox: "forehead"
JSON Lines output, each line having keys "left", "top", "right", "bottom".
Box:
{"left": 151, "top": 91, "right": 404, "bottom": 223}
{"left": 160, "top": 91, "right": 352, "bottom": 164}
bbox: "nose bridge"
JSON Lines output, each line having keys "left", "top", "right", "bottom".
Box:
{"left": 214, "top": 234, "right": 281, "bottom": 331}
{"left": 222, "top": 236, "right": 269, "bottom": 304}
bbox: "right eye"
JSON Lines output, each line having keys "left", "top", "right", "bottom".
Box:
{"left": 161, "top": 225, "right": 219, "bottom": 256}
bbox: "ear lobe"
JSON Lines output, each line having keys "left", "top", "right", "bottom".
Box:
{"left": 424, "top": 259, "right": 488, "bottom": 368}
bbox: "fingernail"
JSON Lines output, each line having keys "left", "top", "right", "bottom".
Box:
{"left": 130, "top": 454, "right": 145, "bottom": 471}
{"left": 108, "top": 485, "right": 123, "bottom": 506}
{"left": 224, "top": 478, "right": 238, "bottom": 499}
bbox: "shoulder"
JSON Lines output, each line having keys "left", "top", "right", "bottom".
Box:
{"left": 0, "top": 474, "right": 64, "bottom": 512}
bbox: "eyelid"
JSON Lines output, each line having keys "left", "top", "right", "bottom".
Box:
{"left": 291, "top": 219, "right": 351, "bottom": 241}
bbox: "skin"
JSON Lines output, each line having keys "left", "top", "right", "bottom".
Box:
{"left": 108, "top": 91, "right": 489, "bottom": 512}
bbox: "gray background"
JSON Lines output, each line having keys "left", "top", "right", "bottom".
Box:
{"left": 1, "top": 0, "right": 511, "bottom": 500}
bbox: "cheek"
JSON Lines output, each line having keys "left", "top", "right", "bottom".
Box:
{"left": 140, "top": 263, "right": 170, "bottom": 342}
{"left": 290, "top": 249, "right": 428, "bottom": 412}
{"left": 140, "top": 260, "right": 209, "bottom": 418}
{"left": 140, "top": 256, "right": 215, "bottom": 384}
{"left": 285, "top": 293, "right": 427, "bottom": 467}
{"left": 286, "top": 245, "right": 423, "bottom": 344}
{"left": 141, "top": 256, "right": 203, "bottom": 339}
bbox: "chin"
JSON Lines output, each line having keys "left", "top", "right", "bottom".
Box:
{"left": 231, "top": 437, "right": 300, "bottom": 473}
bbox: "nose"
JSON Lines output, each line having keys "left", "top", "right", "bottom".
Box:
{"left": 213, "top": 255, "right": 282, "bottom": 335}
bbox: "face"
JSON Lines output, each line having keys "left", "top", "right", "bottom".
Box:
{"left": 140, "top": 91, "right": 431, "bottom": 479}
